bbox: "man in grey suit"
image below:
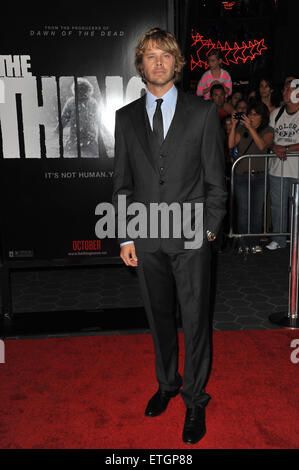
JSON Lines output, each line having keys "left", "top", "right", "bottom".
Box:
{"left": 112, "top": 28, "right": 227, "bottom": 444}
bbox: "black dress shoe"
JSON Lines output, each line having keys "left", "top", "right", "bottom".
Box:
{"left": 182, "top": 406, "right": 206, "bottom": 444}
{"left": 145, "top": 388, "right": 180, "bottom": 417}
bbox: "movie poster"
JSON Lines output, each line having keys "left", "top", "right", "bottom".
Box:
{"left": 0, "top": 2, "right": 169, "bottom": 262}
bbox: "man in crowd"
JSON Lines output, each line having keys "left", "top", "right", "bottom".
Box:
{"left": 210, "top": 83, "right": 234, "bottom": 121}
{"left": 267, "top": 77, "right": 299, "bottom": 250}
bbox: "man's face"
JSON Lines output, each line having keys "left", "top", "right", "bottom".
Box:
{"left": 284, "top": 76, "right": 295, "bottom": 88}
{"left": 141, "top": 41, "right": 177, "bottom": 88}
{"left": 283, "top": 84, "right": 292, "bottom": 104}
{"left": 211, "top": 89, "right": 225, "bottom": 107}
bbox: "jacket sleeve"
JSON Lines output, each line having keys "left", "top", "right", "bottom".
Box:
{"left": 201, "top": 102, "right": 228, "bottom": 235}
{"left": 112, "top": 110, "right": 134, "bottom": 245}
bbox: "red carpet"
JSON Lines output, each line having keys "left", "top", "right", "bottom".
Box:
{"left": 0, "top": 329, "right": 298, "bottom": 449}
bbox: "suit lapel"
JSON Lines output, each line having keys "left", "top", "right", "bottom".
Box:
{"left": 129, "top": 95, "right": 158, "bottom": 174}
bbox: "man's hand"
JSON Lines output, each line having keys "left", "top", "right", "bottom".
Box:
{"left": 120, "top": 243, "right": 138, "bottom": 267}
{"left": 272, "top": 144, "right": 287, "bottom": 160}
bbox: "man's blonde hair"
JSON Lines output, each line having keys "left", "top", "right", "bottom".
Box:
{"left": 135, "top": 28, "right": 186, "bottom": 84}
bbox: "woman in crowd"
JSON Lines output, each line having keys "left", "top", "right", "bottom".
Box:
{"left": 249, "top": 78, "right": 279, "bottom": 113}
{"left": 228, "top": 101, "right": 274, "bottom": 254}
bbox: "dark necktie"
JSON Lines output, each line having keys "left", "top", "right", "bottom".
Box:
{"left": 153, "top": 98, "right": 164, "bottom": 147}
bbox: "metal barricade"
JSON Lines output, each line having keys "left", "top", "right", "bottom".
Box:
{"left": 228, "top": 152, "right": 299, "bottom": 329}
{"left": 228, "top": 152, "right": 299, "bottom": 241}
{"left": 269, "top": 182, "right": 299, "bottom": 328}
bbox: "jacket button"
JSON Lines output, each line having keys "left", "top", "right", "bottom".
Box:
{"left": 160, "top": 167, "right": 164, "bottom": 171}
{"left": 159, "top": 179, "right": 165, "bottom": 185}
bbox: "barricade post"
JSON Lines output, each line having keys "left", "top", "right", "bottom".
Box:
{"left": 269, "top": 181, "right": 299, "bottom": 329}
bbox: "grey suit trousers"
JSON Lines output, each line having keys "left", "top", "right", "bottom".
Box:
{"left": 136, "top": 241, "right": 212, "bottom": 409}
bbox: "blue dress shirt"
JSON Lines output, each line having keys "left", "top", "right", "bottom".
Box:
{"left": 145, "top": 85, "right": 178, "bottom": 138}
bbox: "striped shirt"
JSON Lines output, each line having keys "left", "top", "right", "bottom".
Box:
{"left": 196, "top": 68, "right": 232, "bottom": 100}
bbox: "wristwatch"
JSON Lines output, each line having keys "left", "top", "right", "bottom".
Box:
{"left": 207, "top": 230, "right": 216, "bottom": 242}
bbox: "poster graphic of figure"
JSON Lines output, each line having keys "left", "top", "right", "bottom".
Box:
{"left": 60, "top": 77, "right": 107, "bottom": 158}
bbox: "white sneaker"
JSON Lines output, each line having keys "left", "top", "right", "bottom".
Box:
{"left": 265, "top": 241, "right": 281, "bottom": 251}
{"left": 251, "top": 245, "right": 263, "bottom": 254}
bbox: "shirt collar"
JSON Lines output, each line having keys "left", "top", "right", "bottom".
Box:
{"left": 146, "top": 84, "right": 177, "bottom": 110}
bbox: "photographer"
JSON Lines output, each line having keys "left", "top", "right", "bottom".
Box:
{"left": 229, "top": 101, "right": 274, "bottom": 253}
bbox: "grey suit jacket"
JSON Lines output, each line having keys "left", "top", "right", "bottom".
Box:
{"left": 112, "top": 89, "right": 227, "bottom": 252}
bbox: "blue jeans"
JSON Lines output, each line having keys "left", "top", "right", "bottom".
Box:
{"left": 268, "top": 174, "right": 298, "bottom": 248}
{"left": 235, "top": 172, "right": 265, "bottom": 248}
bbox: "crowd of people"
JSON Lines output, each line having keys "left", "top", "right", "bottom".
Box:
{"left": 196, "top": 49, "right": 299, "bottom": 254}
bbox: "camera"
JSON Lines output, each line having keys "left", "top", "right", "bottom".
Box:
{"left": 234, "top": 112, "right": 245, "bottom": 121}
